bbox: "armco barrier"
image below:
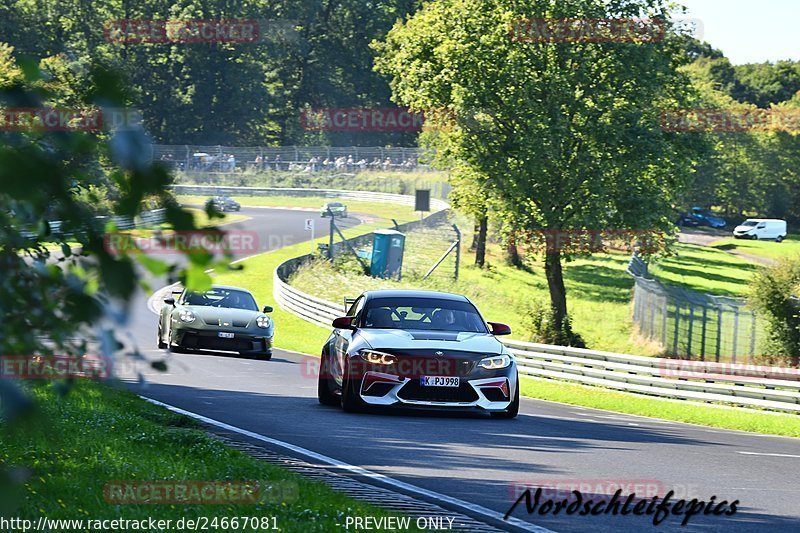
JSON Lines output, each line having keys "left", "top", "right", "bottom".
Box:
{"left": 275, "top": 268, "right": 800, "bottom": 413}
{"left": 170, "top": 184, "right": 449, "bottom": 211}
{"left": 22, "top": 209, "right": 167, "bottom": 238}
{"left": 259, "top": 187, "right": 800, "bottom": 412}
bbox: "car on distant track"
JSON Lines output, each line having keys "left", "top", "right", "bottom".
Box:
{"left": 320, "top": 202, "right": 348, "bottom": 218}
{"left": 317, "top": 289, "right": 519, "bottom": 418}
{"left": 208, "top": 195, "right": 241, "bottom": 212}
{"left": 158, "top": 285, "right": 274, "bottom": 359}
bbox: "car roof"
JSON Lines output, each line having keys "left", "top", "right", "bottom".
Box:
{"left": 186, "top": 284, "right": 253, "bottom": 294}
{"left": 363, "top": 289, "right": 469, "bottom": 302}
{"left": 744, "top": 218, "right": 785, "bottom": 223}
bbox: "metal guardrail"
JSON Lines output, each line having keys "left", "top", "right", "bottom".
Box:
{"left": 274, "top": 247, "right": 800, "bottom": 413}
{"left": 21, "top": 209, "right": 167, "bottom": 238}
{"left": 170, "top": 184, "right": 449, "bottom": 211}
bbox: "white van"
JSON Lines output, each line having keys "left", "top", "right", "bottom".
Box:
{"left": 733, "top": 219, "right": 788, "bottom": 241}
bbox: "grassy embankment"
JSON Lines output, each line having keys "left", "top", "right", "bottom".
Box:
{"left": 0, "top": 382, "right": 421, "bottom": 530}
{"left": 710, "top": 233, "right": 800, "bottom": 262}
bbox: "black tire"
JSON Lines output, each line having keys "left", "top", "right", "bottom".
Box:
{"left": 167, "top": 331, "right": 187, "bottom": 353}
{"left": 341, "top": 358, "right": 366, "bottom": 413}
{"left": 244, "top": 350, "right": 272, "bottom": 361}
{"left": 157, "top": 324, "right": 167, "bottom": 349}
{"left": 491, "top": 378, "right": 520, "bottom": 419}
{"left": 777, "top": 235, "right": 784, "bottom": 243}
{"left": 317, "top": 352, "right": 340, "bottom": 406}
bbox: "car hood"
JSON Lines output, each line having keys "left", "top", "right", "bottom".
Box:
{"left": 734, "top": 225, "right": 754, "bottom": 232}
{"left": 182, "top": 306, "right": 261, "bottom": 327}
{"left": 357, "top": 329, "right": 505, "bottom": 354}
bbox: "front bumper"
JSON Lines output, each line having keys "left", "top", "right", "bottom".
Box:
{"left": 357, "top": 371, "right": 517, "bottom": 412}
{"left": 173, "top": 327, "right": 273, "bottom": 353}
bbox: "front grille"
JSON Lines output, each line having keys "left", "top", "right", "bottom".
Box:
{"left": 181, "top": 333, "right": 260, "bottom": 352}
{"left": 397, "top": 381, "right": 478, "bottom": 403}
{"left": 395, "top": 356, "right": 474, "bottom": 378}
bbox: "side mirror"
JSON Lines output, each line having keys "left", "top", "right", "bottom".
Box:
{"left": 164, "top": 297, "right": 175, "bottom": 306}
{"left": 263, "top": 306, "right": 274, "bottom": 314}
{"left": 332, "top": 316, "right": 356, "bottom": 330}
{"left": 488, "top": 322, "right": 512, "bottom": 336}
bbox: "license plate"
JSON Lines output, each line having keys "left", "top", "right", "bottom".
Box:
{"left": 420, "top": 376, "right": 459, "bottom": 387}
{"left": 218, "top": 332, "right": 234, "bottom": 339}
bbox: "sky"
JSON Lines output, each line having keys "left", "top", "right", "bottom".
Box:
{"left": 675, "top": 0, "right": 800, "bottom": 64}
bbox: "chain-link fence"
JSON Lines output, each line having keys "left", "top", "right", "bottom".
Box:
{"left": 399, "top": 219, "right": 461, "bottom": 281}
{"left": 150, "top": 144, "right": 433, "bottom": 173}
{"left": 628, "top": 255, "right": 763, "bottom": 363}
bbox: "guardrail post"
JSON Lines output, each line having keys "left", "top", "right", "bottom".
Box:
{"left": 453, "top": 224, "right": 461, "bottom": 280}
{"left": 328, "top": 212, "right": 335, "bottom": 261}
{"left": 700, "top": 307, "right": 708, "bottom": 361}
{"left": 732, "top": 307, "right": 740, "bottom": 364}
{"left": 749, "top": 312, "right": 757, "bottom": 363}
{"left": 672, "top": 303, "right": 681, "bottom": 354}
{"left": 715, "top": 310, "right": 723, "bottom": 363}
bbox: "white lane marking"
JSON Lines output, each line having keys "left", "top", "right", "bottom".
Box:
{"left": 738, "top": 452, "right": 800, "bottom": 459}
{"left": 140, "top": 396, "right": 553, "bottom": 533}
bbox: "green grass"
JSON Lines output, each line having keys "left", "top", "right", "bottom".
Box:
{"left": 648, "top": 243, "right": 758, "bottom": 298}
{"left": 0, "top": 382, "right": 420, "bottom": 530}
{"left": 710, "top": 233, "right": 800, "bottom": 262}
{"left": 288, "top": 242, "right": 657, "bottom": 356}
{"left": 521, "top": 377, "right": 800, "bottom": 438}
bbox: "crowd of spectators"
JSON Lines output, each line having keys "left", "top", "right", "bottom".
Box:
{"left": 160, "top": 151, "right": 422, "bottom": 173}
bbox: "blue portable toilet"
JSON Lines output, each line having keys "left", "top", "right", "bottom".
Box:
{"left": 371, "top": 229, "right": 405, "bottom": 279}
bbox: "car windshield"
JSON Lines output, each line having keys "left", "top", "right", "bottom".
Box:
{"left": 741, "top": 221, "right": 758, "bottom": 227}
{"left": 361, "top": 297, "right": 488, "bottom": 333}
{"left": 328, "top": 203, "right": 343, "bottom": 208}
{"left": 182, "top": 288, "right": 258, "bottom": 311}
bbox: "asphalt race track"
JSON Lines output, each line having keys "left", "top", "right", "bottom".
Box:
{"left": 121, "top": 208, "right": 800, "bottom": 533}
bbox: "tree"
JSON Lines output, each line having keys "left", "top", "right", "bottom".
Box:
{"left": 749, "top": 258, "right": 800, "bottom": 367}
{"left": 0, "top": 49, "right": 228, "bottom": 422}
{"left": 374, "top": 0, "right": 698, "bottom": 339}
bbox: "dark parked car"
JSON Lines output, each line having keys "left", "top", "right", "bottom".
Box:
{"left": 676, "top": 212, "right": 701, "bottom": 227}
{"left": 689, "top": 207, "right": 726, "bottom": 228}
{"left": 158, "top": 285, "right": 274, "bottom": 359}
{"left": 317, "top": 289, "right": 519, "bottom": 418}
{"left": 209, "top": 195, "right": 241, "bottom": 212}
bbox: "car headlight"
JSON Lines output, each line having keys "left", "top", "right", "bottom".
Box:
{"left": 479, "top": 354, "right": 511, "bottom": 370}
{"left": 179, "top": 309, "right": 196, "bottom": 323}
{"left": 256, "top": 316, "right": 271, "bottom": 329}
{"left": 359, "top": 350, "right": 397, "bottom": 365}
